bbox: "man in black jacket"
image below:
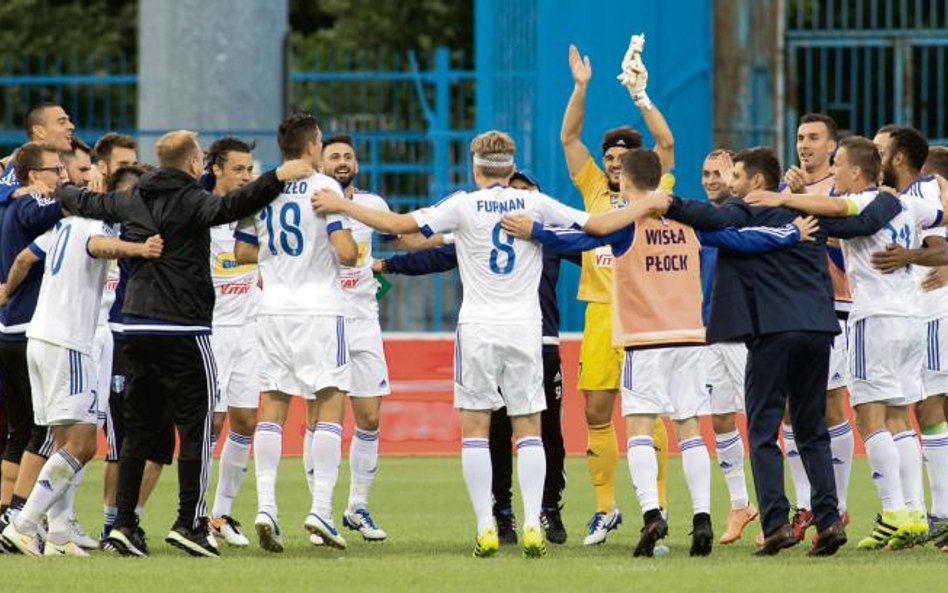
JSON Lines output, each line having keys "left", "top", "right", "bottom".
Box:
{"left": 53, "top": 130, "right": 313, "bottom": 557}
{"left": 664, "top": 147, "right": 902, "bottom": 557}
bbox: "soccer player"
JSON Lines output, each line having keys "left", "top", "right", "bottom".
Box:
{"left": 745, "top": 136, "right": 941, "bottom": 550}
{"left": 560, "top": 40, "right": 675, "bottom": 545}
{"left": 93, "top": 133, "right": 138, "bottom": 181}
{"left": 204, "top": 137, "right": 260, "bottom": 547}
{"left": 313, "top": 130, "right": 666, "bottom": 558}
{"left": 0, "top": 141, "right": 66, "bottom": 544}
{"left": 699, "top": 149, "right": 759, "bottom": 544}
{"left": 375, "top": 169, "right": 575, "bottom": 545}
{"left": 669, "top": 146, "right": 903, "bottom": 557}
{"left": 502, "top": 150, "right": 816, "bottom": 557}
{"left": 62, "top": 138, "right": 94, "bottom": 188}
{"left": 0, "top": 103, "right": 74, "bottom": 204}
{"left": 780, "top": 113, "right": 855, "bottom": 540}
{"left": 0, "top": 199, "right": 162, "bottom": 556}
{"left": 315, "top": 134, "right": 442, "bottom": 542}
{"left": 55, "top": 130, "right": 313, "bottom": 558}
{"left": 869, "top": 126, "right": 948, "bottom": 543}
{"left": 235, "top": 115, "right": 358, "bottom": 553}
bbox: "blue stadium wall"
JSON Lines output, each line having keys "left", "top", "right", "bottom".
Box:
{"left": 475, "top": 0, "right": 713, "bottom": 330}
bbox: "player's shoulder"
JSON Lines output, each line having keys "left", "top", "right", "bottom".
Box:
{"left": 298, "top": 172, "right": 343, "bottom": 193}
{"left": 431, "top": 188, "right": 468, "bottom": 208}
{"left": 352, "top": 190, "right": 388, "bottom": 209}
{"left": 902, "top": 175, "right": 939, "bottom": 199}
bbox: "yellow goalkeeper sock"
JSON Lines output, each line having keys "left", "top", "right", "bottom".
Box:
{"left": 653, "top": 418, "right": 669, "bottom": 509}
{"left": 587, "top": 422, "right": 619, "bottom": 513}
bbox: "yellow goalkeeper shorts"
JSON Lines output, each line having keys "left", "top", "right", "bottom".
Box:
{"left": 578, "top": 302, "right": 623, "bottom": 392}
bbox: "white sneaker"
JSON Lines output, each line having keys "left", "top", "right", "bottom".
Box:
{"left": 44, "top": 539, "right": 91, "bottom": 557}
{"left": 253, "top": 511, "right": 284, "bottom": 553}
{"left": 309, "top": 533, "right": 325, "bottom": 546}
{"left": 583, "top": 508, "right": 623, "bottom": 546}
{"left": 66, "top": 517, "right": 99, "bottom": 550}
{"left": 304, "top": 512, "right": 347, "bottom": 549}
{"left": 211, "top": 515, "right": 250, "bottom": 547}
{"left": 1, "top": 522, "right": 42, "bottom": 556}
{"left": 343, "top": 508, "right": 387, "bottom": 541}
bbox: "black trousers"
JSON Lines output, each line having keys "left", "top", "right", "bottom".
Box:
{"left": 0, "top": 340, "right": 44, "bottom": 464}
{"left": 115, "top": 334, "right": 217, "bottom": 530}
{"left": 490, "top": 348, "right": 566, "bottom": 513}
{"left": 745, "top": 331, "right": 838, "bottom": 536}
{"left": 104, "top": 339, "right": 175, "bottom": 465}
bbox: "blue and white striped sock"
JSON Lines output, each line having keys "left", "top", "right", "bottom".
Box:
{"left": 627, "top": 435, "right": 659, "bottom": 513}
{"left": 922, "top": 430, "right": 948, "bottom": 518}
{"left": 516, "top": 437, "right": 545, "bottom": 530}
{"left": 254, "top": 422, "right": 283, "bottom": 518}
{"left": 310, "top": 423, "right": 343, "bottom": 519}
{"left": 680, "top": 436, "right": 711, "bottom": 515}
{"left": 348, "top": 428, "right": 380, "bottom": 513}
{"left": 212, "top": 431, "right": 253, "bottom": 518}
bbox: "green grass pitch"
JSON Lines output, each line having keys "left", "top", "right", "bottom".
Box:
{"left": 3, "top": 456, "right": 946, "bottom": 592}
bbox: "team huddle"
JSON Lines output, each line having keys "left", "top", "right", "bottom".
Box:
{"left": 1, "top": 35, "right": 948, "bottom": 561}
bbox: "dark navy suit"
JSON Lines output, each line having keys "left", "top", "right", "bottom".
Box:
{"left": 666, "top": 191, "right": 902, "bottom": 536}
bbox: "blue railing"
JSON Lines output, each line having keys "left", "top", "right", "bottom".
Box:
{"left": 785, "top": 0, "right": 948, "bottom": 162}
{"left": 0, "top": 48, "right": 476, "bottom": 331}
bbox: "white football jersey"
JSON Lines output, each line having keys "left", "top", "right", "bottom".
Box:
{"left": 210, "top": 222, "right": 258, "bottom": 327}
{"left": 27, "top": 217, "right": 111, "bottom": 354}
{"left": 340, "top": 191, "right": 391, "bottom": 320}
{"left": 411, "top": 185, "right": 589, "bottom": 325}
{"left": 236, "top": 173, "right": 349, "bottom": 316}
{"left": 841, "top": 188, "right": 942, "bottom": 321}
{"left": 904, "top": 176, "right": 948, "bottom": 320}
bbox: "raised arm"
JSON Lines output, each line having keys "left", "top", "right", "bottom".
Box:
{"left": 313, "top": 189, "right": 420, "bottom": 235}
{"left": 380, "top": 244, "right": 459, "bottom": 276}
{"left": 196, "top": 160, "right": 313, "bottom": 226}
{"left": 54, "top": 185, "right": 132, "bottom": 225}
{"left": 560, "top": 45, "right": 594, "bottom": 178}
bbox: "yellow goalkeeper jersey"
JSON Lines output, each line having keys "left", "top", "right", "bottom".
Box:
{"left": 573, "top": 158, "right": 626, "bottom": 303}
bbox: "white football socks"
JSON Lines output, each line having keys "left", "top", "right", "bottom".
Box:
{"left": 864, "top": 430, "right": 905, "bottom": 512}
{"left": 516, "top": 437, "right": 546, "bottom": 530}
{"left": 715, "top": 430, "right": 749, "bottom": 510}
{"left": 212, "top": 431, "right": 252, "bottom": 518}
{"left": 348, "top": 428, "right": 380, "bottom": 513}
{"left": 461, "top": 438, "right": 494, "bottom": 533}
{"left": 253, "top": 422, "right": 283, "bottom": 518}
{"left": 783, "top": 423, "right": 812, "bottom": 510}
{"left": 309, "top": 423, "right": 342, "bottom": 520}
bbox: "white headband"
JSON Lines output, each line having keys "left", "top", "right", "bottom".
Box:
{"left": 473, "top": 153, "right": 514, "bottom": 167}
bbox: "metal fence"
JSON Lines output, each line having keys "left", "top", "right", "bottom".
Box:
{"left": 0, "top": 48, "right": 475, "bottom": 331}
{"left": 785, "top": 0, "right": 948, "bottom": 161}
